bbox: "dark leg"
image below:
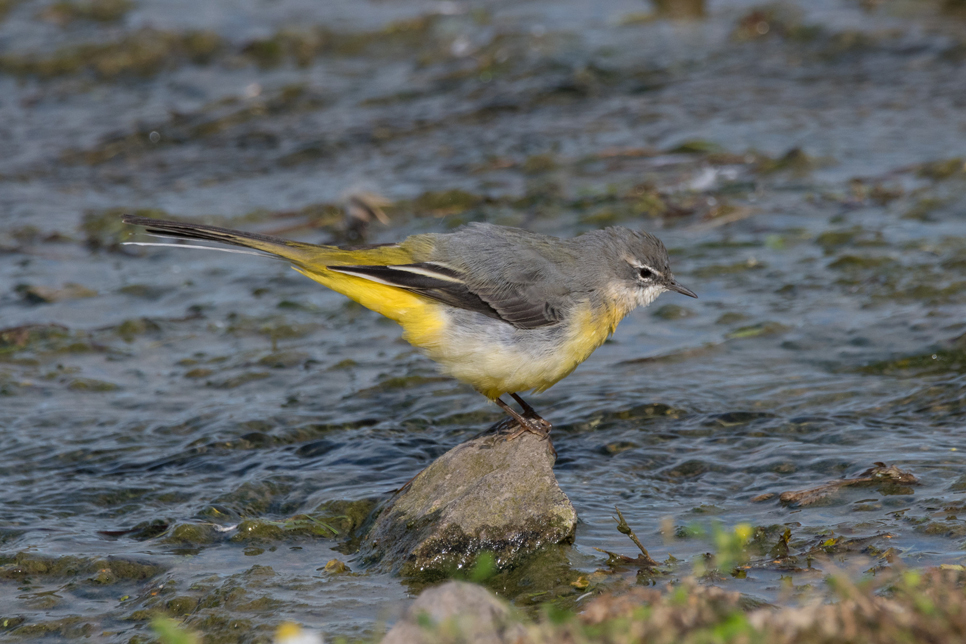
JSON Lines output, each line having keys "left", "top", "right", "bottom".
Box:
{"left": 497, "top": 394, "right": 555, "bottom": 457}
{"left": 495, "top": 395, "right": 553, "bottom": 440}
{"left": 495, "top": 397, "right": 540, "bottom": 436}
{"left": 510, "top": 392, "right": 538, "bottom": 417}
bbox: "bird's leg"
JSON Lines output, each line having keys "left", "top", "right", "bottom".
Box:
{"left": 497, "top": 394, "right": 556, "bottom": 458}
{"left": 510, "top": 392, "right": 538, "bottom": 417}
{"left": 495, "top": 397, "right": 535, "bottom": 435}
{"left": 495, "top": 395, "right": 552, "bottom": 439}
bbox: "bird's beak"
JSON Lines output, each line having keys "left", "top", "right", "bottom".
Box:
{"left": 667, "top": 280, "right": 697, "bottom": 298}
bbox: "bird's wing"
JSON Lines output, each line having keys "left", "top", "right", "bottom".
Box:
{"left": 328, "top": 223, "right": 580, "bottom": 329}
{"left": 325, "top": 262, "right": 506, "bottom": 322}
{"left": 446, "top": 224, "right": 577, "bottom": 328}
{"left": 327, "top": 257, "right": 568, "bottom": 329}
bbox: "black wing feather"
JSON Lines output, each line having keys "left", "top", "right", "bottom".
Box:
{"left": 328, "top": 263, "right": 505, "bottom": 322}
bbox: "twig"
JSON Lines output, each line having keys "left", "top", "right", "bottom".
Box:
{"left": 686, "top": 206, "right": 758, "bottom": 232}
{"left": 614, "top": 506, "right": 658, "bottom": 566}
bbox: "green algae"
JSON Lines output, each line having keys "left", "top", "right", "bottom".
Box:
{"left": 59, "top": 85, "right": 329, "bottom": 165}
{"left": 224, "top": 314, "right": 319, "bottom": 342}
{"left": 118, "top": 283, "right": 171, "bottom": 300}
{"left": 754, "top": 147, "right": 824, "bottom": 175}
{"left": 626, "top": 187, "right": 670, "bottom": 217}
{"left": 257, "top": 351, "right": 309, "bottom": 369}
{"left": 175, "top": 499, "right": 381, "bottom": 550}
{"left": 848, "top": 178, "right": 904, "bottom": 205}
{"left": 16, "top": 282, "right": 97, "bottom": 304}
{"left": 521, "top": 153, "right": 558, "bottom": 175}
{"left": 903, "top": 197, "right": 948, "bottom": 221}
{"left": 0, "top": 552, "right": 165, "bottom": 582}
{"left": 407, "top": 189, "right": 484, "bottom": 216}
{"left": 9, "top": 617, "right": 95, "bottom": 639}
{"left": 815, "top": 229, "right": 857, "bottom": 250}
{"left": 0, "top": 0, "right": 24, "bottom": 22}
{"left": 67, "top": 377, "right": 119, "bottom": 392}
{"left": 151, "top": 616, "right": 199, "bottom": 644}
{"left": 0, "top": 16, "right": 440, "bottom": 83}
{"left": 239, "top": 16, "right": 440, "bottom": 68}
{"left": 727, "top": 322, "right": 789, "bottom": 339}
{"left": 652, "top": 0, "right": 706, "bottom": 19}
{"left": 600, "top": 441, "right": 639, "bottom": 455}
{"left": 116, "top": 520, "right": 171, "bottom": 541}
{"left": 715, "top": 312, "right": 750, "bottom": 325}
{"left": 115, "top": 318, "right": 161, "bottom": 342}
{"left": 427, "top": 545, "right": 584, "bottom": 613}
{"left": 312, "top": 498, "right": 380, "bottom": 540}
{"left": 40, "top": 0, "right": 132, "bottom": 25}
{"left": 208, "top": 371, "right": 271, "bottom": 389}
{"left": 827, "top": 254, "right": 895, "bottom": 270}
{"left": 815, "top": 227, "right": 887, "bottom": 254}
{"left": 323, "top": 558, "right": 349, "bottom": 574}
{"left": 0, "top": 324, "right": 70, "bottom": 355}
{"left": 0, "top": 28, "right": 223, "bottom": 80}
{"left": 165, "top": 596, "right": 200, "bottom": 617}
{"left": 600, "top": 403, "right": 685, "bottom": 423}
{"left": 162, "top": 523, "right": 220, "bottom": 546}
{"left": 182, "top": 84, "right": 326, "bottom": 140}
{"left": 860, "top": 334, "right": 966, "bottom": 376}
{"left": 369, "top": 374, "right": 450, "bottom": 391}
{"left": 651, "top": 304, "right": 695, "bottom": 320}
{"left": 733, "top": 5, "right": 827, "bottom": 43}
{"left": 230, "top": 520, "right": 286, "bottom": 543}
{"left": 917, "top": 157, "right": 965, "bottom": 181}
{"left": 667, "top": 139, "right": 724, "bottom": 155}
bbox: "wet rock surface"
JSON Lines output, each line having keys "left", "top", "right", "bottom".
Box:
{"left": 381, "top": 581, "right": 525, "bottom": 644}
{"left": 362, "top": 422, "right": 576, "bottom": 576}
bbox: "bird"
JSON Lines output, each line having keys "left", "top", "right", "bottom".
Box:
{"left": 121, "top": 215, "right": 696, "bottom": 439}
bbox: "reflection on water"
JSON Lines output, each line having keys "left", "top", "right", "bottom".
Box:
{"left": 2, "top": 0, "right": 966, "bottom": 639}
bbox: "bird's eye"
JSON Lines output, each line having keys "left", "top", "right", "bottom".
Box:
{"left": 639, "top": 267, "right": 654, "bottom": 280}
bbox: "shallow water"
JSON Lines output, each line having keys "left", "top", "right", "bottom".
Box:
{"left": 2, "top": 0, "right": 966, "bottom": 640}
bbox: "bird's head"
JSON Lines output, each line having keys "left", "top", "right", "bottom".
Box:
{"left": 593, "top": 227, "right": 697, "bottom": 311}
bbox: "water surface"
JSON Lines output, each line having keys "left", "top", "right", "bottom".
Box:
{"left": 2, "top": 0, "right": 966, "bottom": 640}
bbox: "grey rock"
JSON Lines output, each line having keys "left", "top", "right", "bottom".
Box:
{"left": 361, "top": 424, "right": 577, "bottom": 575}
{"left": 381, "top": 581, "right": 526, "bottom": 644}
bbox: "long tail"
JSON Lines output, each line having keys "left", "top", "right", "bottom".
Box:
{"left": 121, "top": 215, "right": 326, "bottom": 266}
{"left": 122, "top": 215, "right": 438, "bottom": 327}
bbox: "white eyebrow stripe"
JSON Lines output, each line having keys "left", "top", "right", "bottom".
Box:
{"left": 632, "top": 260, "right": 664, "bottom": 276}
{"left": 386, "top": 264, "right": 465, "bottom": 284}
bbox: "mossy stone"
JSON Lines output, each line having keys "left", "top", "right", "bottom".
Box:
{"left": 230, "top": 520, "right": 285, "bottom": 543}
{"left": 361, "top": 425, "right": 576, "bottom": 576}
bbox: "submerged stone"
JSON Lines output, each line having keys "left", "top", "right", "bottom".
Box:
{"left": 361, "top": 424, "right": 576, "bottom": 576}
{"left": 381, "top": 581, "right": 525, "bottom": 644}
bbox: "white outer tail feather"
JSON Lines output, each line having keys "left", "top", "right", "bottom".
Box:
{"left": 122, "top": 241, "right": 274, "bottom": 258}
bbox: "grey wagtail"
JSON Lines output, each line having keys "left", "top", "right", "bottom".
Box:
{"left": 122, "top": 216, "right": 696, "bottom": 437}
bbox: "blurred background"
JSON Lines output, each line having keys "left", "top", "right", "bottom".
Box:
{"left": 1, "top": 0, "right": 966, "bottom": 640}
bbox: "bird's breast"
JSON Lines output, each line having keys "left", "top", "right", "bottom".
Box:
{"left": 418, "top": 299, "right": 625, "bottom": 399}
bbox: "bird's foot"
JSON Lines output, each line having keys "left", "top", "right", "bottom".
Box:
{"left": 505, "top": 414, "right": 552, "bottom": 440}
{"left": 505, "top": 412, "right": 555, "bottom": 458}
{"left": 495, "top": 395, "right": 556, "bottom": 456}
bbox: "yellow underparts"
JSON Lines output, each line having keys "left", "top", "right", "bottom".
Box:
{"left": 294, "top": 266, "right": 446, "bottom": 351}
{"left": 298, "top": 263, "right": 628, "bottom": 400}
{"left": 566, "top": 300, "right": 623, "bottom": 370}
{"left": 448, "top": 298, "right": 627, "bottom": 401}
{"left": 530, "top": 300, "right": 623, "bottom": 392}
